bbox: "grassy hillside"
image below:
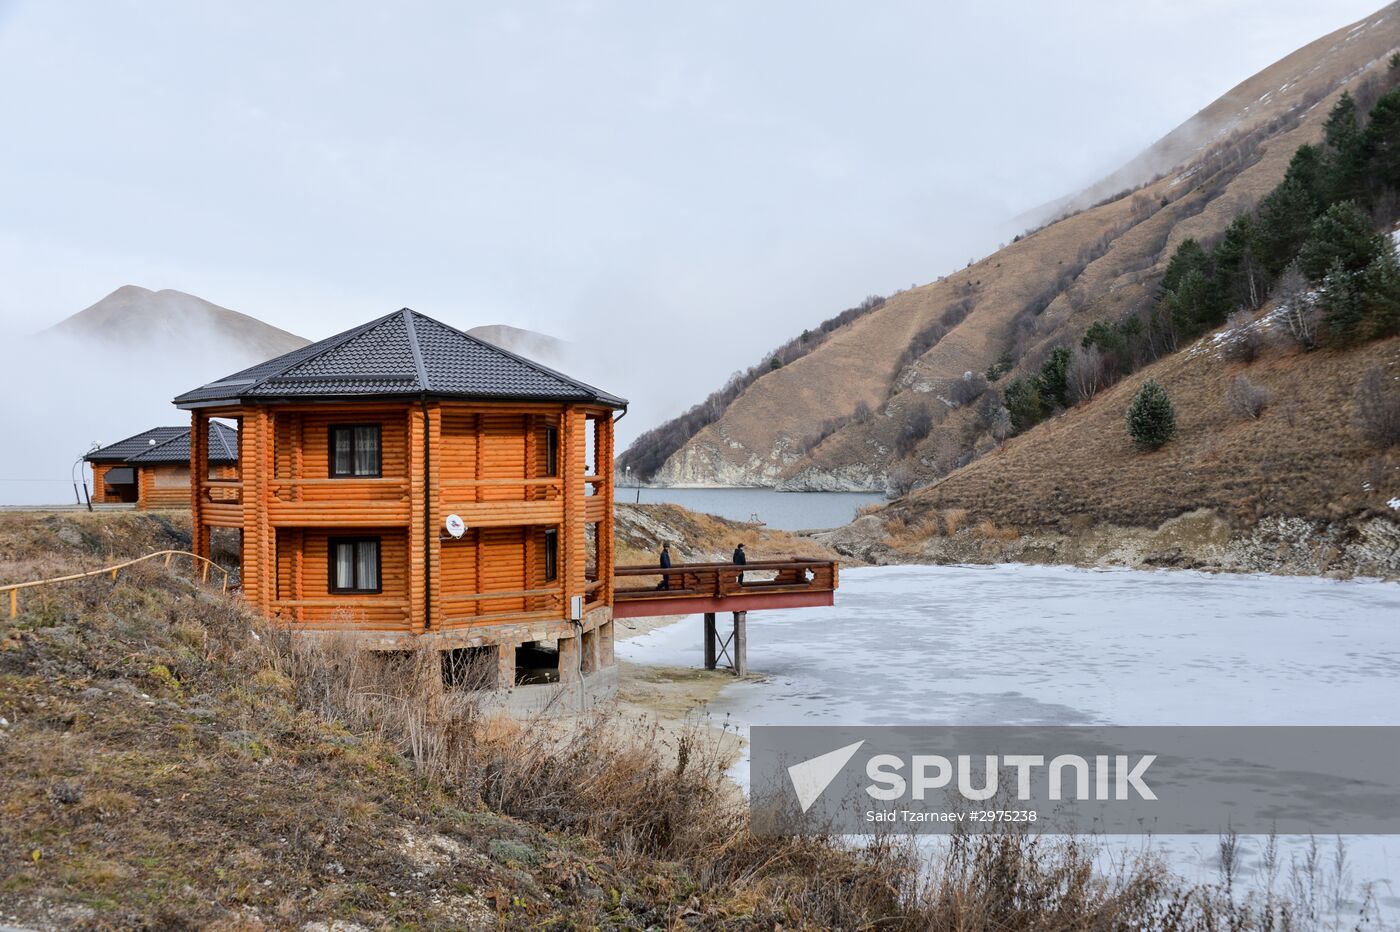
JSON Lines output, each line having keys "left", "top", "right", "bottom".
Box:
{"left": 621, "top": 3, "right": 1400, "bottom": 494}
{"left": 0, "top": 513, "right": 918, "bottom": 929}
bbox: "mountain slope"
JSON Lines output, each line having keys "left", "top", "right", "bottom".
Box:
{"left": 622, "top": 3, "right": 1400, "bottom": 492}
{"left": 40, "top": 285, "right": 309, "bottom": 359}
{"left": 821, "top": 319, "right": 1400, "bottom": 578}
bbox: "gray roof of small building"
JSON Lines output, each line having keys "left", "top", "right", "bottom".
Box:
{"left": 173, "top": 308, "right": 627, "bottom": 410}
{"left": 128, "top": 421, "right": 239, "bottom": 464}
{"left": 86, "top": 423, "right": 238, "bottom": 465}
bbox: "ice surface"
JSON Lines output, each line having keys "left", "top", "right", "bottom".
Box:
{"left": 618, "top": 564, "right": 1400, "bottom": 906}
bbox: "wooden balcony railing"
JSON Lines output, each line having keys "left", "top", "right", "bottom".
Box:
{"left": 200, "top": 479, "right": 243, "bottom": 504}
{"left": 614, "top": 558, "right": 838, "bottom": 602}
{"left": 270, "top": 477, "right": 410, "bottom": 503}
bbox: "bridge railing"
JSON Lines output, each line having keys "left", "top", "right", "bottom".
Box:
{"left": 613, "top": 558, "right": 837, "bottom": 602}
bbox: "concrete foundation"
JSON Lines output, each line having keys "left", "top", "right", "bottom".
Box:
{"left": 476, "top": 664, "right": 619, "bottom": 717}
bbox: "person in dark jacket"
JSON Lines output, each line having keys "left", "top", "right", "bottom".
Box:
{"left": 733, "top": 542, "right": 747, "bottom": 584}
{"left": 658, "top": 542, "right": 672, "bottom": 590}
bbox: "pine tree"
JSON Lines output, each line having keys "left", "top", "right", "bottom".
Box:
{"left": 1281, "top": 144, "right": 1327, "bottom": 211}
{"left": 1323, "top": 92, "right": 1367, "bottom": 205}
{"left": 1160, "top": 238, "right": 1209, "bottom": 293}
{"left": 1297, "top": 201, "right": 1384, "bottom": 280}
{"left": 1319, "top": 260, "right": 1364, "bottom": 347}
{"left": 1037, "top": 346, "right": 1071, "bottom": 410}
{"left": 1363, "top": 88, "right": 1400, "bottom": 196}
{"left": 1358, "top": 241, "right": 1400, "bottom": 340}
{"left": 1256, "top": 179, "right": 1320, "bottom": 275}
{"left": 1212, "top": 214, "right": 1265, "bottom": 311}
{"left": 1166, "top": 268, "right": 1216, "bottom": 340}
{"left": 1126, "top": 380, "right": 1176, "bottom": 451}
{"left": 1003, "top": 377, "right": 1044, "bottom": 433}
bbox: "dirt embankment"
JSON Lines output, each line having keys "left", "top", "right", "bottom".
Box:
{"left": 822, "top": 508, "right": 1400, "bottom": 579}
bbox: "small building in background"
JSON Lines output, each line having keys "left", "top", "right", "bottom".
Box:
{"left": 85, "top": 423, "right": 239, "bottom": 508}
{"left": 174, "top": 308, "right": 625, "bottom": 690}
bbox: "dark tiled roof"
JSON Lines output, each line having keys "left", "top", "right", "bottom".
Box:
{"left": 173, "top": 309, "right": 626, "bottom": 409}
{"left": 84, "top": 427, "right": 187, "bottom": 462}
{"left": 127, "top": 422, "right": 239, "bottom": 464}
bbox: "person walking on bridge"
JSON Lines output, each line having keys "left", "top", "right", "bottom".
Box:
{"left": 733, "top": 542, "right": 747, "bottom": 584}
{"left": 658, "top": 542, "right": 672, "bottom": 590}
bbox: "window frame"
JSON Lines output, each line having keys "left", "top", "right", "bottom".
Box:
{"left": 328, "top": 536, "right": 383, "bottom": 594}
{"left": 328, "top": 423, "right": 383, "bottom": 479}
{"left": 543, "top": 527, "right": 559, "bottom": 583}
{"left": 543, "top": 426, "right": 559, "bottom": 478}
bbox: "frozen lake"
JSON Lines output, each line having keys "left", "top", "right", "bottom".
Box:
{"left": 617, "top": 564, "right": 1400, "bottom": 906}
{"left": 618, "top": 486, "right": 884, "bottom": 530}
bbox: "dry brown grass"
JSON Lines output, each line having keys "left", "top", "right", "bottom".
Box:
{"left": 890, "top": 336, "right": 1400, "bottom": 536}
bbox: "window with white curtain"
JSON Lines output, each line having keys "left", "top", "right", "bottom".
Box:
{"left": 329, "top": 424, "right": 382, "bottom": 477}
{"left": 330, "top": 538, "right": 380, "bottom": 592}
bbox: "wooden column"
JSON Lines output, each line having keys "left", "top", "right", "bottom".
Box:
{"left": 190, "top": 411, "right": 209, "bottom": 560}
{"left": 597, "top": 411, "right": 616, "bottom": 607}
{"left": 408, "top": 404, "right": 428, "bottom": 634}
{"left": 426, "top": 404, "right": 442, "bottom": 631}
{"left": 241, "top": 407, "right": 274, "bottom": 616}
{"left": 560, "top": 405, "right": 587, "bottom": 621}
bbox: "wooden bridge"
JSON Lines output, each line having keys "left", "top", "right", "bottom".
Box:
{"left": 612, "top": 558, "right": 838, "bottom": 674}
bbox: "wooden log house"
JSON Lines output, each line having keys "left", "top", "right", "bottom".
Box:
{"left": 85, "top": 423, "right": 239, "bottom": 508}
{"left": 175, "top": 308, "right": 625, "bottom": 688}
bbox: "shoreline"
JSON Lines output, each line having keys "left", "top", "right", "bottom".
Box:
{"left": 612, "top": 613, "right": 750, "bottom": 791}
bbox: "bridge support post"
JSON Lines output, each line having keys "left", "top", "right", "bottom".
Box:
{"left": 732, "top": 611, "right": 747, "bottom": 676}
{"left": 703, "top": 613, "right": 717, "bottom": 670}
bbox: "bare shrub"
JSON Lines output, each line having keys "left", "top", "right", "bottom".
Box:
{"left": 1356, "top": 365, "right": 1400, "bottom": 447}
{"left": 1068, "top": 344, "right": 1105, "bottom": 402}
{"left": 1221, "top": 310, "right": 1264, "bottom": 363}
{"left": 1225, "top": 374, "right": 1271, "bottom": 419}
{"left": 989, "top": 406, "right": 1011, "bottom": 444}
{"left": 885, "top": 463, "right": 917, "bottom": 498}
{"left": 895, "top": 403, "right": 935, "bottom": 456}
{"left": 947, "top": 372, "right": 988, "bottom": 406}
{"left": 1275, "top": 266, "right": 1319, "bottom": 350}
{"left": 928, "top": 430, "right": 966, "bottom": 476}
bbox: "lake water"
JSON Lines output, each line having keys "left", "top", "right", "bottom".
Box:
{"left": 617, "top": 564, "right": 1400, "bottom": 908}
{"left": 619, "top": 486, "right": 883, "bottom": 530}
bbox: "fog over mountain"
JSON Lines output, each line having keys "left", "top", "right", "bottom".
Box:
{"left": 1, "top": 286, "right": 580, "bottom": 504}
{"left": 0, "top": 0, "right": 1384, "bottom": 461}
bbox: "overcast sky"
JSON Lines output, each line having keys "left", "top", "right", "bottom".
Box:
{"left": 0, "top": 0, "right": 1386, "bottom": 447}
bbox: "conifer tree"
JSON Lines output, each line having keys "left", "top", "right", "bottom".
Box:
{"left": 1297, "top": 201, "right": 1384, "bottom": 280}
{"left": 1126, "top": 379, "right": 1176, "bottom": 450}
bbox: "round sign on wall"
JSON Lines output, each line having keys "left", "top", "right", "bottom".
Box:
{"left": 444, "top": 514, "right": 466, "bottom": 538}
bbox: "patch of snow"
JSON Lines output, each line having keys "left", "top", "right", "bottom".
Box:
{"left": 1388, "top": 497, "right": 1400, "bottom": 511}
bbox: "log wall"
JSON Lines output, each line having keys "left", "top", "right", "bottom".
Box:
{"left": 190, "top": 399, "right": 617, "bottom": 647}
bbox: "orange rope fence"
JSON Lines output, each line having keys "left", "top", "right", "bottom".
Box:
{"left": 2, "top": 550, "right": 230, "bottom": 620}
